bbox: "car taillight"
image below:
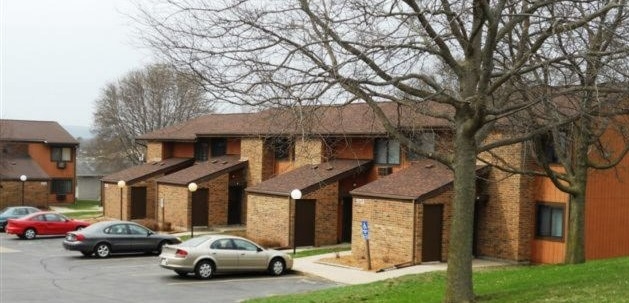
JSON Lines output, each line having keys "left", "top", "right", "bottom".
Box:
{"left": 66, "top": 233, "right": 85, "bottom": 241}
{"left": 175, "top": 249, "right": 188, "bottom": 258}
{"left": 76, "top": 234, "right": 85, "bottom": 241}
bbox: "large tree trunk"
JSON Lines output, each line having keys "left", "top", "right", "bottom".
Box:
{"left": 445, "top": 119, "right": 478, "bottom": 303}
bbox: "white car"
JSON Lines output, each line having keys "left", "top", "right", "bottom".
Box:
{"left": 159, "top": 235, "right": 293, "bottom": 279}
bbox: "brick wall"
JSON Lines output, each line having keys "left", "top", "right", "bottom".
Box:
{"left": 477, "top": 134, "right": 535, "bottom": 262}
{"left": 206, "top": 174, "right": 229, "bottom": 226}
{"left": 246, "top": 194, "right": 290, "bottom": 247}
{"left": 0, "top": 181, "right": 49, "bottom": 209}
{"left": 241, "top": 138, "right": 267, "bottom": 186}
{"left": 103, "top": 182, "right": 127, "bottom": 219}
{"left": 146, "top": 142, "right": 163, "bottom": 162}
{"left": 308, "top": 182, "right": 339, "bottom": 246}
{"left": 158, "top": 185, "right": 189, "bottom": 232}
{"left": 295, "top": 138, "right": 323, "bottom": 167}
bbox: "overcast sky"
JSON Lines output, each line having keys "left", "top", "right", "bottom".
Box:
{"left": 1, "top": 0, "right": 151, "bottom": 128}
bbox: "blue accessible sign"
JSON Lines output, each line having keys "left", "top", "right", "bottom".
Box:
{"left": 361, "top": 220, "right": 369, "bottom": 240}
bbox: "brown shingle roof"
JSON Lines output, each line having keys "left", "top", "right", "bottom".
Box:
{"left": 137, "top": 102, "right": 452, "bottom": 140}
{"left": 351, "top": 159, "right": 488, "bottom": 200}
{"left": 101, "top": 158, "right": 194, "bottom": 184}
{"left": 156, "top": 155, "right": 248, "bottom": 185}
{"left": 246, "top": 159, "right": 372, "bottom": 196}
{"left": 0, "top": 119, "right": 79, "bottom": 145}
{"left": 0, "top": 156, "right": 50, "bottom": 180}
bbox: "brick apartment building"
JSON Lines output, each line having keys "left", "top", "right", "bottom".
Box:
{"left": 101, "top": 102, "right": 629, "bottom": 265}
{"left": 0, "top": 119, "right": 79, "bottom": 209}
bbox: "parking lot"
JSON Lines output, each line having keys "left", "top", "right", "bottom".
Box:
{"left": 0, "top": 232, "right": 339, "bottom": 303}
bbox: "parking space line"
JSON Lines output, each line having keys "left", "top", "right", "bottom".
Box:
{"left": 167, "top": 275, "right": 302, "bottom": 286}
{"left": 0, "top": 246, "right": 20, "bottom": 253}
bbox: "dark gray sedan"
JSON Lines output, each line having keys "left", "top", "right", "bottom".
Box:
{"left": 0, "top": 206, "right": 40, "bottom": 231}
{"left": 63, "top": 220, "right": 181, "bottom": 258}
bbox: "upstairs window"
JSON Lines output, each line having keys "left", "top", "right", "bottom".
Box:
{"left": 194, "top": 139, "right": 210, "bottom": 161}
{"left": 375, "top": 138, "right": 400, "bottom": 165}
{"left": 536, "top": 203, "right": 564, "bottom": 239}
{"left": 270, "top": 137, "right": 293, "bottom": 160}
{"left": 211, "top": 138, "right": 227, "bottom": 157}
{"left": 51, "top": 147, "right": 72, "bottom": 162}
{"left": 407, "top": 132, "right": 436, "bottom": 161}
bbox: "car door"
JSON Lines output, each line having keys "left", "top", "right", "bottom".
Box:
{"left": 103, "top": 223, "right": 134, "bottom": 252}
{"left": 233, "top": 239, "right": 268, "bottom": 270}
{"left": 209, "top": 238, "right": 239, "bottom": 271}
{"left": 126, "top": 224, "right": 154, "bottom": 252}
{"left": 43, "top": 213, "right": 66, "bottom": 235}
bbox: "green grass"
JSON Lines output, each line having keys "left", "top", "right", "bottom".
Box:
{"left": 59, "top": 200, "right": 103, "bottom": 219}
{"left": 63, "top": 200, "right": 101, "bottom": 210}
{"left": 247, "top": 257, "right": 629, "bottom": 303}
{"left": 290, "top": 245, "right": 351, "bottom": 259}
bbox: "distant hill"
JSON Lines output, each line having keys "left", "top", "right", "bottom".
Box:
{"left": 63, "top": 125, "right": 94, "bottom": 139}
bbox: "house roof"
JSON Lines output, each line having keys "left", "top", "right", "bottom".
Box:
{"left": 101, "top": 158, "right": 194, "bottom": 184}
{"left": 156, "top": 155, "right": 248, "bottom": 185}
{"left": 0, "top": 119, "right": 79, "bottom": 145}
{"left": 137, "top": 102, "right": 452, "bottom": 141}
{"left": 0, "top": 156, "right": 50, "bottom": 180}
{"left": 350, "top": 159, "right": 488, "bottom": 201}
{"left": 246, "top": 159, "right": 372, "bottom": 197}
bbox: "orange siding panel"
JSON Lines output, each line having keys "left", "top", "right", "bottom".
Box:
{"left": 172, "top": 143, "right": 194, "bottom": 158}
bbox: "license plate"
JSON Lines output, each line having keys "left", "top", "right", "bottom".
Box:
{"left": 160, "top": 258, "right": 168, "bottom": 266}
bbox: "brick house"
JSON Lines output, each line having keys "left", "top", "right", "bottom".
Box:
{"left": 0, "top": 119, "right": 79, "bottom": 208}
{"left": 102, "top": 102, "right": 629, "bottom": 265}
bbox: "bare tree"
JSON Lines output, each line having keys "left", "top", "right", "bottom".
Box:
{"left": 92, "top": 63, "right": 215, "bottom": 164}
{"left": 137, "top": 1, "right": 626, "bottom": 302}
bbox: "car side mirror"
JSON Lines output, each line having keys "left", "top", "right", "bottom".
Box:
{"left": 257, "top": 247, "right": 263, "bottom": 252}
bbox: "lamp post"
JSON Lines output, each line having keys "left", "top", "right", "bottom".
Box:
{"left": 117, "top": 180, "right": 126, "bottom": 219}
{"left": 188, "top": 182, "right": 198, "bottom": 238}
{"left": 290, "top": 189, "right": 302, "bottom": 255}
{"left": 19, "top": 175, "right": 27, "bottom": 205}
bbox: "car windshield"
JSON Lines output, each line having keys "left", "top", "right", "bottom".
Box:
{"left": 179, "top": 237, "right": 211, "bottom": 248}
{"left": 0, "top": 208, "right": 11, "bottom": 215}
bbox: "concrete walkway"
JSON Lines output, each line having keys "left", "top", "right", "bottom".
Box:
{"left": 292, "top": 251, "right": 509, "bottom": 285}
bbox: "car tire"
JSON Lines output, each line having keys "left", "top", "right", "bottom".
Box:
{"left": 81, "top": 251, "right": 92, "bottom": 257}
{"left": 175, "top": 270, "right": 188, "bottom": 277}
{"left": 194, "top": 260, "right": 215, "bottom": 279}
{"left": 24, "top": 228, "right": 37, "bottom": 240}
{"left": 94, "top": 243, "right": 111, "bottom": 258}
{"left": 268, "top": 258, "right": 286, "bottom": 276}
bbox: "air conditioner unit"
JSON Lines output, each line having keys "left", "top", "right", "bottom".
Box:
{"left": 57, "top": 161, "right": 66, "bottom": 169}
{"left": 377, "top": 166, "right": 393, "bottom": 176}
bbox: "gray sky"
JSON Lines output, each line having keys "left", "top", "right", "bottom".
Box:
{"left": 1, "top": 0, "right": 151, "bottom": 128}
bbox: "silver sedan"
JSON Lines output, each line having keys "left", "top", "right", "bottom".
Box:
{"left": 159, "top": 235, "right": 293, "bottom": 279}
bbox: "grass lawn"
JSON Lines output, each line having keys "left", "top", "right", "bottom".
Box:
{"left": 247, "top": 257, "right": 629, "bottom": 303}
{"left": 59, "top": 200, "right": 103, "bottom": 219}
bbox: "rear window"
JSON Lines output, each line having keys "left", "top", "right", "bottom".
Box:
{"left": 179, "top": 237, "right": 211, "bottom": 247}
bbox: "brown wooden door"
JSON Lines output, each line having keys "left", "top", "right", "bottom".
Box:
{"left": 130, "top": 187, "right": 147, "bottom": 219}
{"left": 422, "top": 204, "right": 444, "bottom": 262}
{"left": 295, "top": 199, "right": 316, "bottom": 247}
{"left": 341, "top": 197, "right": 352, "bottom": 242}
{"left": 192, "top": 188, "right": 209, "bottom": 227}
{"left": 228, "top": 186, "right": 243, "bottom": 224}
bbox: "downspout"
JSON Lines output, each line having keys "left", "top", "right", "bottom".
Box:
{"left": 412, "top": 198, "right": 417, "bottom": 265}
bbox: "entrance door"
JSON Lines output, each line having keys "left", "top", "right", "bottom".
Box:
{"left": 341, "top": 197, "right": 352, "bottom": 242}
{"left": 228, "top": 186, "right": 243, "bottom": 224}
{"left": 294, "top": 199, "right": 316, "bottom": 247}
{"left": 421, "top": 204, "right": 444, "bottom": 262}
{"left": 130, "top": 187, "right": 147, "bottom": 219}
{"left": 192, "top": 188, "right": 209, "bottom": 227}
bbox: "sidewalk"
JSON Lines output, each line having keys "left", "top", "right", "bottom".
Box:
{"left": 292, "top": 251, "right": 508, "bottom": 285}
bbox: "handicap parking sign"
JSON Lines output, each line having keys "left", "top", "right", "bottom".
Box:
{"left": 361, "top": 220, "right": 369, "bottom": 240}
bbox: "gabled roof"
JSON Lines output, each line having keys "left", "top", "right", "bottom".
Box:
{"left": 0, "top": 156, "right": 50, "bottom": 180}
{"left": 350, "top": 159, "right": 488, "bottom": 201}
{"left": 101, "top": 158, "right": 194, "bottom": 184}
{"left": 246, "top": 159, "right": 372, "bottom": 197}
{"left": 156, "top": 155, "right": 248, "bottom": 185}
{"left": 0, "top": 119, "right": 79, "bottom": 145}
{"left": 137, "top": 102, "right": 452, "bottom": 141}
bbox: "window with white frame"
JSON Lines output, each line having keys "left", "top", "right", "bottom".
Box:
{"left": 51, "top": 147, "right": 72, "bottom": 162}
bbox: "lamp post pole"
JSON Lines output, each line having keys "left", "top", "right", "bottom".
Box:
{"left": 188, "top": 182, "right": 198, "bottom": 238}
{"left": 117, "top": 180, "right": 126, "bottom": 220}
{"left": 290, "top": 189, "right": 302, "bottom": 255}
{"left": 19, "top": 175, "right": 27, "bottom": 206}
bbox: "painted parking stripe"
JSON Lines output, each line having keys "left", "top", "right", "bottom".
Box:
{"left": 0, "top": 246, "right": 19, "bottom": 253}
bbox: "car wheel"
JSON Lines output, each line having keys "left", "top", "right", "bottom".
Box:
{"left": 81, "top": 251, "right": 92, "bottom": 257}
{"left": 194, "top": 260, "right": 215, "bottom": 279}
{"left": 175, "top": 270, "right": 188, "bottom": 277}
{"left": 268, "top": 258, "right": 286, "bottom": 276}
{"left": 24, "top": 228, "right": 37, "bottom": 240}
{"left": 95, "top": 243, "right": 111, "bottom": 258}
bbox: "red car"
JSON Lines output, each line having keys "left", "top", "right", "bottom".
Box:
{"left": 6, "top": 211, "right": 90, "bottom": 240}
